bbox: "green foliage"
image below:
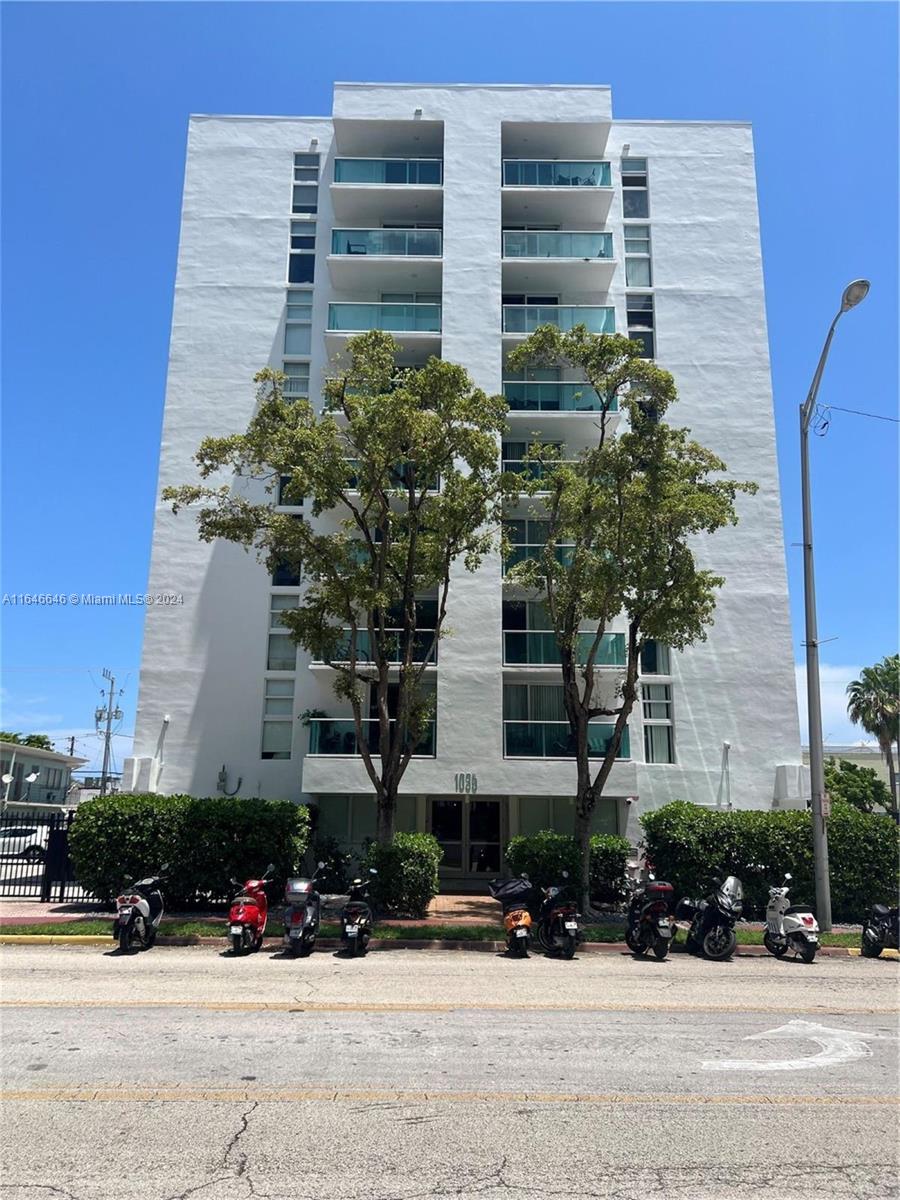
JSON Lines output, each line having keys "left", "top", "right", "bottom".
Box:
{"left": 361, "top": 831, "right": 442, "bottom": 917}
{"left": 640, "top": 800, "right": 899, "bottom": 923}
{"left": 846, "top": 655, "right": 899, "bottom": 815}
{"left": 824, "top": 757, "right": 892, "bottom": 814}
{"left": 68, "top": 793, "right": 309, "bottom": 906}
{"left": 163, "top": 334, "right": 512, "bottom": 840}
{"left": 503, "top": 830, "right": 630, "bottom": 902}
{"left": 311, "top": 834, "right": 353, "bottom": 893}
{"left": 1, "top": 732, "right": 54, "bottom": 750}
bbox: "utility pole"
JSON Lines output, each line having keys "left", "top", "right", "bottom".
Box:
{"left": 67, "top": 736, "right": 76, "bottom": 757}
{"left": 96, "top": 669, "right": 123, "bottom": 797}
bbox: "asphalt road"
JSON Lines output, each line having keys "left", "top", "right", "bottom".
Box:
{"left": 1, "top": 945, "right": 898, "bottom": 1200}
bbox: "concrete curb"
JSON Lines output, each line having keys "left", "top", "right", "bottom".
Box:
{"left": 0, "top": 933, "right": 889, "bottom": 958}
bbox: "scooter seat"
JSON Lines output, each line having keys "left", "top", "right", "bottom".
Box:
{"left": 871, "top": 904, "right": 891, "bottom": 917}
{"left": 785, "top": 905, "right": 813, "bottom": 916}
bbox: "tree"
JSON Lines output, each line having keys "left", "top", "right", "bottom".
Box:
{"left": 824, "top": 756, "right": 892, "bottom": 815}
{"left": 504, "top": 327, "right": 757, "bottom": 906}
{"left": 164, "top": 331, "right": 508, "bottom": 841}
{"left": 0, "top": 732, "right": 53, "bottom": 750}
{"left": 846, "top": 655, "right": 899, "bottom": 816}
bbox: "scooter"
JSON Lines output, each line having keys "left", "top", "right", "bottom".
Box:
{"left": 625, "top": 873, "right": 675, "bottom": 960}
{"left": 283, "top": 861, "right": 326, "bottom": 957}
{"left": 113, "top": 866, "right": 168, "bottom": 953}
{"left": 535, "top": 870, "right": 580, "bottom": 959}
{"left": 341, "top": 868, "right": 377, "bottom": 956}
{"left": 227, "top": 864, "right": 274, "bottom": 956}
{"left": 675, "top": 873, "right": 743, "bottom": 961}
{"left": 861, "top": 903, "right": 899, "bottom": 959}
{"left": 763, "top": 873, "right": 819, "bottom": 963}
{"left": 489, "top": 874, "right": 534, "bottom": 957}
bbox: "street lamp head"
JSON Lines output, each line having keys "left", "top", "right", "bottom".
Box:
{"left": 841, "top": 279, "right": 870, "bottom": 311}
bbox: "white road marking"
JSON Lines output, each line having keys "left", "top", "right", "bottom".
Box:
{"left": 702, "top": 1019, "right": 879, "bottom": 1072}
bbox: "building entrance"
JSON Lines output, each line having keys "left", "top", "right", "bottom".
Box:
{"left": 428, "top": 797, "right": 504, "bottom": 882}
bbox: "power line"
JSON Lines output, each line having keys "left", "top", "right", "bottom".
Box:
{"left": 819, "top": 403, "right": 899, "bottom": 424}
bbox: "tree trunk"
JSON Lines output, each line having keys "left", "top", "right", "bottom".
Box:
{"left": 885, "top": 741, "right": 899, "bottom": 818}
{"left": 575, "top": 799, "right": 592, "bottom": 914}
{"left": 376, "top": 787, "right": 396, "bottom": 844}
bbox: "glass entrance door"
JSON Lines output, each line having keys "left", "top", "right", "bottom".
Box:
{"left": 430, "top": 799, "right": 502, "bottom": 878}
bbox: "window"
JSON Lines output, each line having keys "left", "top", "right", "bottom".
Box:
{"left": 640, "top": 640, "right": 670, "bottom": 675}
{"left": 288, "top": 255, "right": 314, "bottom": 284}
{"left": 261, "top": 678, "right": 295, "bottom": 760}
{"left": 267, "top": 633, "right": 297, "bottom": 671}
{"left": 622, "top": 157, "right": 649, "bottom": 219}
{"left": 293, "top": 152, "right": 320, "bottom": 181}
{"left": 288, "top": 221, "right": 316, "bottom": 284}
{"left": 380, "top": 292, "right": 441, "bottom": 304}
{"left": 626, "top": 258, "right": 652, "bottom": 287}
{"left": 292, "top": 186, "right": 317, "bottom": 214}
{"left": 277, "top": 476, "right": 303, "bottom": 507}
{"left": 627, "top": 293, "right": 655, "bottom": 359}
{"left": 270, "top": 593, "right": 299, "bottom": 628}
{"left": 272, "top": 561, "right": 301, "bottom": 587}
{"left": 624, "top": 225, "right": 650, "bottom": 255}
{"left": 282, "top": 362, "right": 310, "bottom": 399}
{"left": 287, "top": 292, "right": 312, "bottom": 321}
{"left": 642, "top": 683, "right": 674, "bottom": 763}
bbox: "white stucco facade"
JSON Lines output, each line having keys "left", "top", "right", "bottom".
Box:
{"left": 124, "top": 83, "right": 805, "bottom": 881}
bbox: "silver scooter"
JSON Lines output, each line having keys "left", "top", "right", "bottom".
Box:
{"left": 763, "top": 873, "right": 819, "bottom": 963}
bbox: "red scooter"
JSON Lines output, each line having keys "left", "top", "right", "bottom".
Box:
{"left": 227, "top": 864, "right": 274, "bottom": 956}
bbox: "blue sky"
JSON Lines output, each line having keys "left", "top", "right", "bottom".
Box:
{"left": 1, "top": 1, "right": 897, "bottom": 769}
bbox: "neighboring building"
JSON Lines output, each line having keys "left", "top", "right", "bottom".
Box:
{"left": 804, "top": 745, "right": 891, "bottom": 786}
{"left": 124, "top": 83, "right": 805, "bottom": 885}
{"left": 0, "top": 741, "right": 87, "bottom": 808}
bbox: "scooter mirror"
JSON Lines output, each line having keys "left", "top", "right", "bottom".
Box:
{"left": 369, "top": 868, "right": 378, "bottom": 875}
{"left": 562, "top": 870, "right": 569, "bottom": 879}
{"left": 265, "top": 862, "right": 275, "bottom": 875}
{"left": 230, "top": 878, "right": 239, "bottom": 888}
{"left": 520, "top": 872, "right": 530, "bottom": 881}
{"left": 711, "top": 876, "right": 722, "bottom": 887}
{"left": 160, "top": 863, "right": 170, "bottom": 873}
{"left": 317, "top": 861, "right": 326, "bottom": 870}
{"left": 784, "top": 872, "right": 792, "bottom": 882}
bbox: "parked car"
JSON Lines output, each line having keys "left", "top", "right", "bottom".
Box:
{"left": 0, "top": 825, "right": 49, "bottom": 862}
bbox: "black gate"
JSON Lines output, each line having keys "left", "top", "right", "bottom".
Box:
{"left": 0, "top": 808, "right": 87, "bottom": 901}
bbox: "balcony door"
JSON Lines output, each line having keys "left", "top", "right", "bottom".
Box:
{"left": 429, "top": 798, "right": 503, "bottom": 881}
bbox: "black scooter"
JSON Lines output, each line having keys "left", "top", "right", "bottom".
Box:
{"left": 675, "top": 873, "right": 743, "bottom": 961}
{"left": 535, "top": 870, "right": 580, "bottom": 959}
{"left": 340, "top": 868, "right": 377, "bottom": 956}
{"left": 861, "top": 903, "right": 899, "bottom": 959}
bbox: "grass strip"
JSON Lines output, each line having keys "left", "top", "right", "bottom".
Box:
{"left": 0, "top": 919, "right": 860, "bottom": 947}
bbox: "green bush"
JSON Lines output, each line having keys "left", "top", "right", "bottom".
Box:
{"left": 640, "top": 800, "right": 899, "bottom": 922}
{"left": 362, "top": 832, "right": 442, "bottom": 917}
{"left": 69, "top": 793, "right": 310, "bottom": 907}
{"left": 311, "top": 834, "right": 353, "bottom": 894}
{"left": 503, "top": 830, "right": 630, "bottom": 902}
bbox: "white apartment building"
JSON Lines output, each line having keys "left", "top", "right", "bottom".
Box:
{"left": 123, "top": 83, "right": 806, "bottom": 886}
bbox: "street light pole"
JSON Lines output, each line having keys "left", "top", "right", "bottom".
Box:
{"left": 799, "top": 278, "right": 869, "bottom": 933}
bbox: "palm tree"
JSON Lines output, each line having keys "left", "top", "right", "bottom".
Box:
{"left": 846, "top": 655, "right": 900, "bottom": 817}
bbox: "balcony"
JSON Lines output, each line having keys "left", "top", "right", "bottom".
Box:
{"left": 502, "top": 305, "right": 615, "bottom": 338}
{"left": 504, "top": 721, "right": 629, "bottom": 759}
{"left": 502, "top": 458, "right": 577, "bottom": 487}
{"left": 307, "top": 717, "right": 436, "bottom": 757}
{"left": 311, "top": 628, "right": 437, "bottom": 667}
{"left": 503, "top": 630, "right": 625, "bottom": 667}
{"left": 328, "top": 228, "right": 442, "bottom": 290}
{"left": 503, "top": 380, "right": 618, "bottom": 414}
{"left": 326, "top": 302, "right": 441, "bottom": 356}
{"left": 503, "top": 543, "right": 575, "bottom": 574}
{"left": 502, "top": 159, "right": 614, "bottom": 224}
{"left": 502, "top": 230, "right": 615, "bottom": 290}
{"left": 331, "top": 157, "right": 443, "bottom": 225}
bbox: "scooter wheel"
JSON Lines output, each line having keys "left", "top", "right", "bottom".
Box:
{"left": 702, "top": 927, "right": 737, "bottom": 961}
{"left": 296, "top": 936, "right": 314, "bottom": 958}
{"left": 231, "top": 933, "right": 245, "bottom": 956}
{"left": 796, "top": 941, "right": 817, "bottom": 964}
{"left": 860, "top": 936, "right": 883, "bottom": 959}
{"left": 764, "top": 932, "right": 789, "bottom": 958}
{"left": 118, "top": 925, "right": 134, "bottom": 954}
{"left": 652, "top": 937, "right": 669, "bottom": 961}
{"left": 562, "top": 933, "right": 577, "bottom": 960}
{"left": 625, "top": 927, "right": 641, "bottom": 954}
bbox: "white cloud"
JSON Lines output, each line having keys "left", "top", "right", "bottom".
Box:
{"left": 794, "top": 662, "right": 877, "bottom": 747}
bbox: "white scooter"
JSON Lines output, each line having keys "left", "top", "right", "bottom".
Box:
{"left": 113, "top": 866, "right": 168, "bottom": 953}
{"left": 763, "top": 873, "right": 819, "bottom": 963}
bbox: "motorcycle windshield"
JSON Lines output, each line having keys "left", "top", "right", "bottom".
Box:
{"left": 718, "top": 877, "right": 743, "bottom": 908}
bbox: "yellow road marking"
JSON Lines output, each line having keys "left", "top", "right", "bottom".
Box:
{"left": 2, "top": 1085, "right": 896, "bottom": 1105}
{"left": 847, "top": 947, "right": 900, "bottom": 960}
{"left": 1, "top": 1000, "right": 896, "bottom": 1014}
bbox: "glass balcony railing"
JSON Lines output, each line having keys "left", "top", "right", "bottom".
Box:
{"left": 331, "top": 229, "right": 442, "bottom": 257}
{"left": 502, "top": 231, "right": 613, "bottom": 260}
{"left": 504, "top": 721, "right": 629, "bottom": 759}
{"left": 503, "top": 544, "right": 575, "bottom": 573}
{"left": 334, "top": 158, "right": 443, "bottom": 185}
{"left": 503, "top": 630, "right": 625, "bottom": 667}
{"left": 328, "top": 303, "right": 442, "bottom": 333}
{"left": 502, "top": 459, "right": 577, "bottom": 481}
{"left": 314, "top": 629, "right": 437, "bottom": 665}
{"left": 503, "top": 381, "right": 617, "bottom": 413}
{"left": 503, "top": 161, "right": 612, "bottom": 188}
{"left": 502, "top": 306, "right": 615, "bottom": 335}
{"left": 308, "top": 717, "right": 436, "bottom": 757}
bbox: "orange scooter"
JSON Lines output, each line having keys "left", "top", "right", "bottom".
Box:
{"left": 489, "top": 875, "right": 534, "bottom": 957}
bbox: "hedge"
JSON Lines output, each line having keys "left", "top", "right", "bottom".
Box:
{"left": 69, "top": 793, "right": 310, "bottom": 906}
{"left": 362, "top": 832, "right": 442, "bottom": 918}
{"left": 640, "top": 800, "right": 899, "bottom": 923}
{"left": 503, "top": 830, "right": 630, "bottom": 902}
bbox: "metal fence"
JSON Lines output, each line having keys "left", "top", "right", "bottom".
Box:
{"left": 0, "top": 808, "right": 87, "bottom": 901}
